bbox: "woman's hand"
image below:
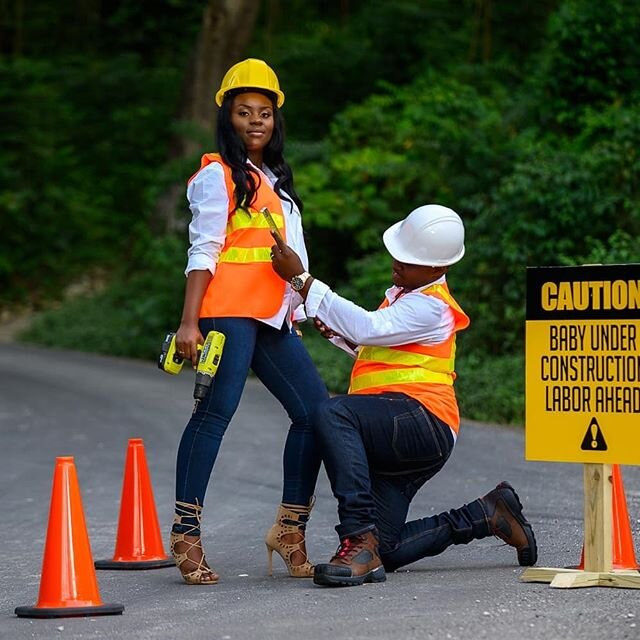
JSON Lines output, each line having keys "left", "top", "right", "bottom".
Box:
{"left": 175, "top": 323, "right": 204, "bottom": 369}
{"left": 270, "top": 231, "right": 305, "bottom": 281}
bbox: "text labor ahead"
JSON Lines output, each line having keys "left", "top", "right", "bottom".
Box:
{"left": 525, "top": 264, "right": 640, "bottom": 465}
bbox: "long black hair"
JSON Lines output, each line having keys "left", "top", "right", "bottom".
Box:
{"left": 217, "top": 89, "right": 303, "bottom": 214}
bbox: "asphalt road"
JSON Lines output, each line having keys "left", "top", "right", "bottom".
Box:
{"left": 1, "top": 343, "right": 639, "bottom": 640}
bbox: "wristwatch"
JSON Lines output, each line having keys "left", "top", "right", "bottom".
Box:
{"left": 290, "top": 271, "right": 311, "bottom": 292}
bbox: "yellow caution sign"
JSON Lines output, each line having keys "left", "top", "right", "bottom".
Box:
{"left": 526, "top": 264, "right": 640, "bottom": 464}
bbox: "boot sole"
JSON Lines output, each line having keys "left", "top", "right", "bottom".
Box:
{"left": 497, "top": 482, "right": 538, "bottom": 567}
{"left": 313, "top": 565, "right": 386, "bottom": 587}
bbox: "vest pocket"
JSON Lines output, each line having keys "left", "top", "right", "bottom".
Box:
{"left": 391, "top": 406, "right": 444, "bottom": 464}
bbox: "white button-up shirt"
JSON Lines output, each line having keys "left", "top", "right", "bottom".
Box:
{"left": 304, "top": 275, "right": 456, "bottom": 355}
{"left": 185, "top": 161, "right": 308, "bottom": 327}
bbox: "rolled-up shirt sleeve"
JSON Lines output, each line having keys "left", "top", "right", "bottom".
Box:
{"left": 304, "top": 278, "right": 455, "bottom": 346}
{"left": 292, "top": 303, "right": 307, "bottom": 322}
{"left": 185, "top": 163, "right": 229, "bottom": 275}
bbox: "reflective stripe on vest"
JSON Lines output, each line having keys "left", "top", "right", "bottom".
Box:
{"left": 227, "top": 207, "right": 285, "bottom": 235}
{"left": 189, "top": 153, "right": 287, "bottom": 319}
{"left": 350, "top": 367, "right": 454, "bottom": 392}
{"left": 355, "top": 345, "right": 455, "bottom": 372}
{"left": 218, "top": 246, "right": 273, "bottom": 263}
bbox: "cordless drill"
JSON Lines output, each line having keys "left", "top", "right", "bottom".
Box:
{"left": 158, "top": 331, "right": 226, "bottom": 400}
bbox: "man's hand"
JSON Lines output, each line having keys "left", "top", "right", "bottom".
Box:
{"left": 314, "top": 318, "right": 336, "bottom": 339}
{"left": 270, "top": 230, "right": 305, "bottom": 280}
{"left": 314, "top": 318, "right": 358, "bottom": 351}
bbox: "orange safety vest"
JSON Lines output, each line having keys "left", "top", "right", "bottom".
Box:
{"left": 188, "top": 153, "right": 287, "bottom": 319}
{"left": 348, "top": 282, "right": 470, "bottom": 432}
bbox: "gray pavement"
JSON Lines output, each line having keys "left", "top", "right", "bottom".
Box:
{"left": 1, "top": 343, "right": 639, "bottom": 639}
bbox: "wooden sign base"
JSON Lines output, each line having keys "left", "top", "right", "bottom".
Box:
{"left": 521, "top": 566, "right": 640, "bottom": 589}
{"left": 521, "top": 463, "right": 640, "bottom": 590}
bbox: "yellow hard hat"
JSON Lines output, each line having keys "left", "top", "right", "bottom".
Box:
{"left": 215, "top": 58, "right": 285, "bottom": 108}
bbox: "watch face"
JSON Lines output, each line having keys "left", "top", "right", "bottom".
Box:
{"left": 291, "top": 275, "right": 304, "bottom": 291}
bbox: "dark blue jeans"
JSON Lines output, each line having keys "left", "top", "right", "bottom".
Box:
{"left": 314, "top": 393, "right": 491, "bottom": 571}
{"left": 174, "top": 317, "right": 329, "bottom": 534}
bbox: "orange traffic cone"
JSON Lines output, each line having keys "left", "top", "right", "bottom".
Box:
{"left": 577, "top": 464, "right": 638, "bottom": 571}
{"left": 95, "top": 438, "right": 174, "bottom": 570}
{"left": 15, "top": 457, "right": 124, "bottom": 618}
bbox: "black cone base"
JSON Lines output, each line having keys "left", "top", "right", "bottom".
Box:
{"left": 95, "top": 557, "right": 175, "bottom": 570}
{"left": 15, "top": 602, "right": 124, "bottom": 619}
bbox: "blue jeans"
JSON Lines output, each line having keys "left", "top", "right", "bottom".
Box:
{"left": 174, "top": 317, "right": 329, "bottom": 534}
{"left": 314, "top": 393, "right": 491, "bottom": 571}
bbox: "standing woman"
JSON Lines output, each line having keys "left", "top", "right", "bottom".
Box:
{"left": 170, "top": 59, "right": 328, "bottom": 584}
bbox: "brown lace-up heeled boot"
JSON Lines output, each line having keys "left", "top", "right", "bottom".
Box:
{"left": 265, "top": 498, "right": 314, "bottom": 577}
{"left": 170, "top": 500, "right": 219, "bottom": 585}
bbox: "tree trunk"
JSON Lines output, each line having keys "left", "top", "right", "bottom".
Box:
{"left": 468, "top": 0, "right": 492, "bottom": 64}
{"left": 153, "top": 0, "right": 260, "bottom": 233}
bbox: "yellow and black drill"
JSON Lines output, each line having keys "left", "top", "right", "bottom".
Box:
{"left": 158, "top": 330, "right": 225, "bottom": 401}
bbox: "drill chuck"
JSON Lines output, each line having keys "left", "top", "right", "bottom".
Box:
{"left": 193, "top": 380, "right": 209, "bottom": 401}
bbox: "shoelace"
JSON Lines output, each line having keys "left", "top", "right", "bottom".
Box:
{"left": 337, "top": 538, "right": 353, "bottom": 558}
{"left": 335, "top": 536, "right": 362, "bottom": 560}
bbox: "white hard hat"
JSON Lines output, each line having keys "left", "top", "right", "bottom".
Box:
{"left": 382, "top": 204, "right": 465, "bottom": 266}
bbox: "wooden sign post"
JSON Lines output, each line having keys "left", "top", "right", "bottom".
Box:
{"left": 521, "top": 265, "right": 640, "bottom": 589}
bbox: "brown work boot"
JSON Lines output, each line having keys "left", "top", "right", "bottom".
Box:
{"left": 313, "top": 530, "right": 386, "bottom": 587}
{"left": 480, "top": 481, "right": 537, "bottom": 566}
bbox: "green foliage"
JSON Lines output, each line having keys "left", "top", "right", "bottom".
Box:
{"left": 531, "top": 0, "right": 640, "bottom": 131}
{"left": 0, "top": 0, "right": 199, "bottom": 306}
{"left": 581, "top": 230, "right": 640, "bottom": 265}
{"left": 0, "top": 58, "right": 101, "bottom": 302}
{"left": 2, "top": 0, "right": 202, "bottom": 60}
{"left": 20, "top": 235, "right": 186, "bottom": 358}
{"left": 0, "top": 53, "right": 183, "bottom": 305}
{"left": 252, "top": 0, "right": 558, "bottom": 139}
{"left": 456, "top": 349, "right": 525, "bottom": 426}
{"left": 253, "top": 0, "right": 469, "bottom": 139}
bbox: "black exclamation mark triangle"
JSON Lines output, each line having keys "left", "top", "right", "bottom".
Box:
{"left": 580, "top": 416, "right": 608, "bottom": 451}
